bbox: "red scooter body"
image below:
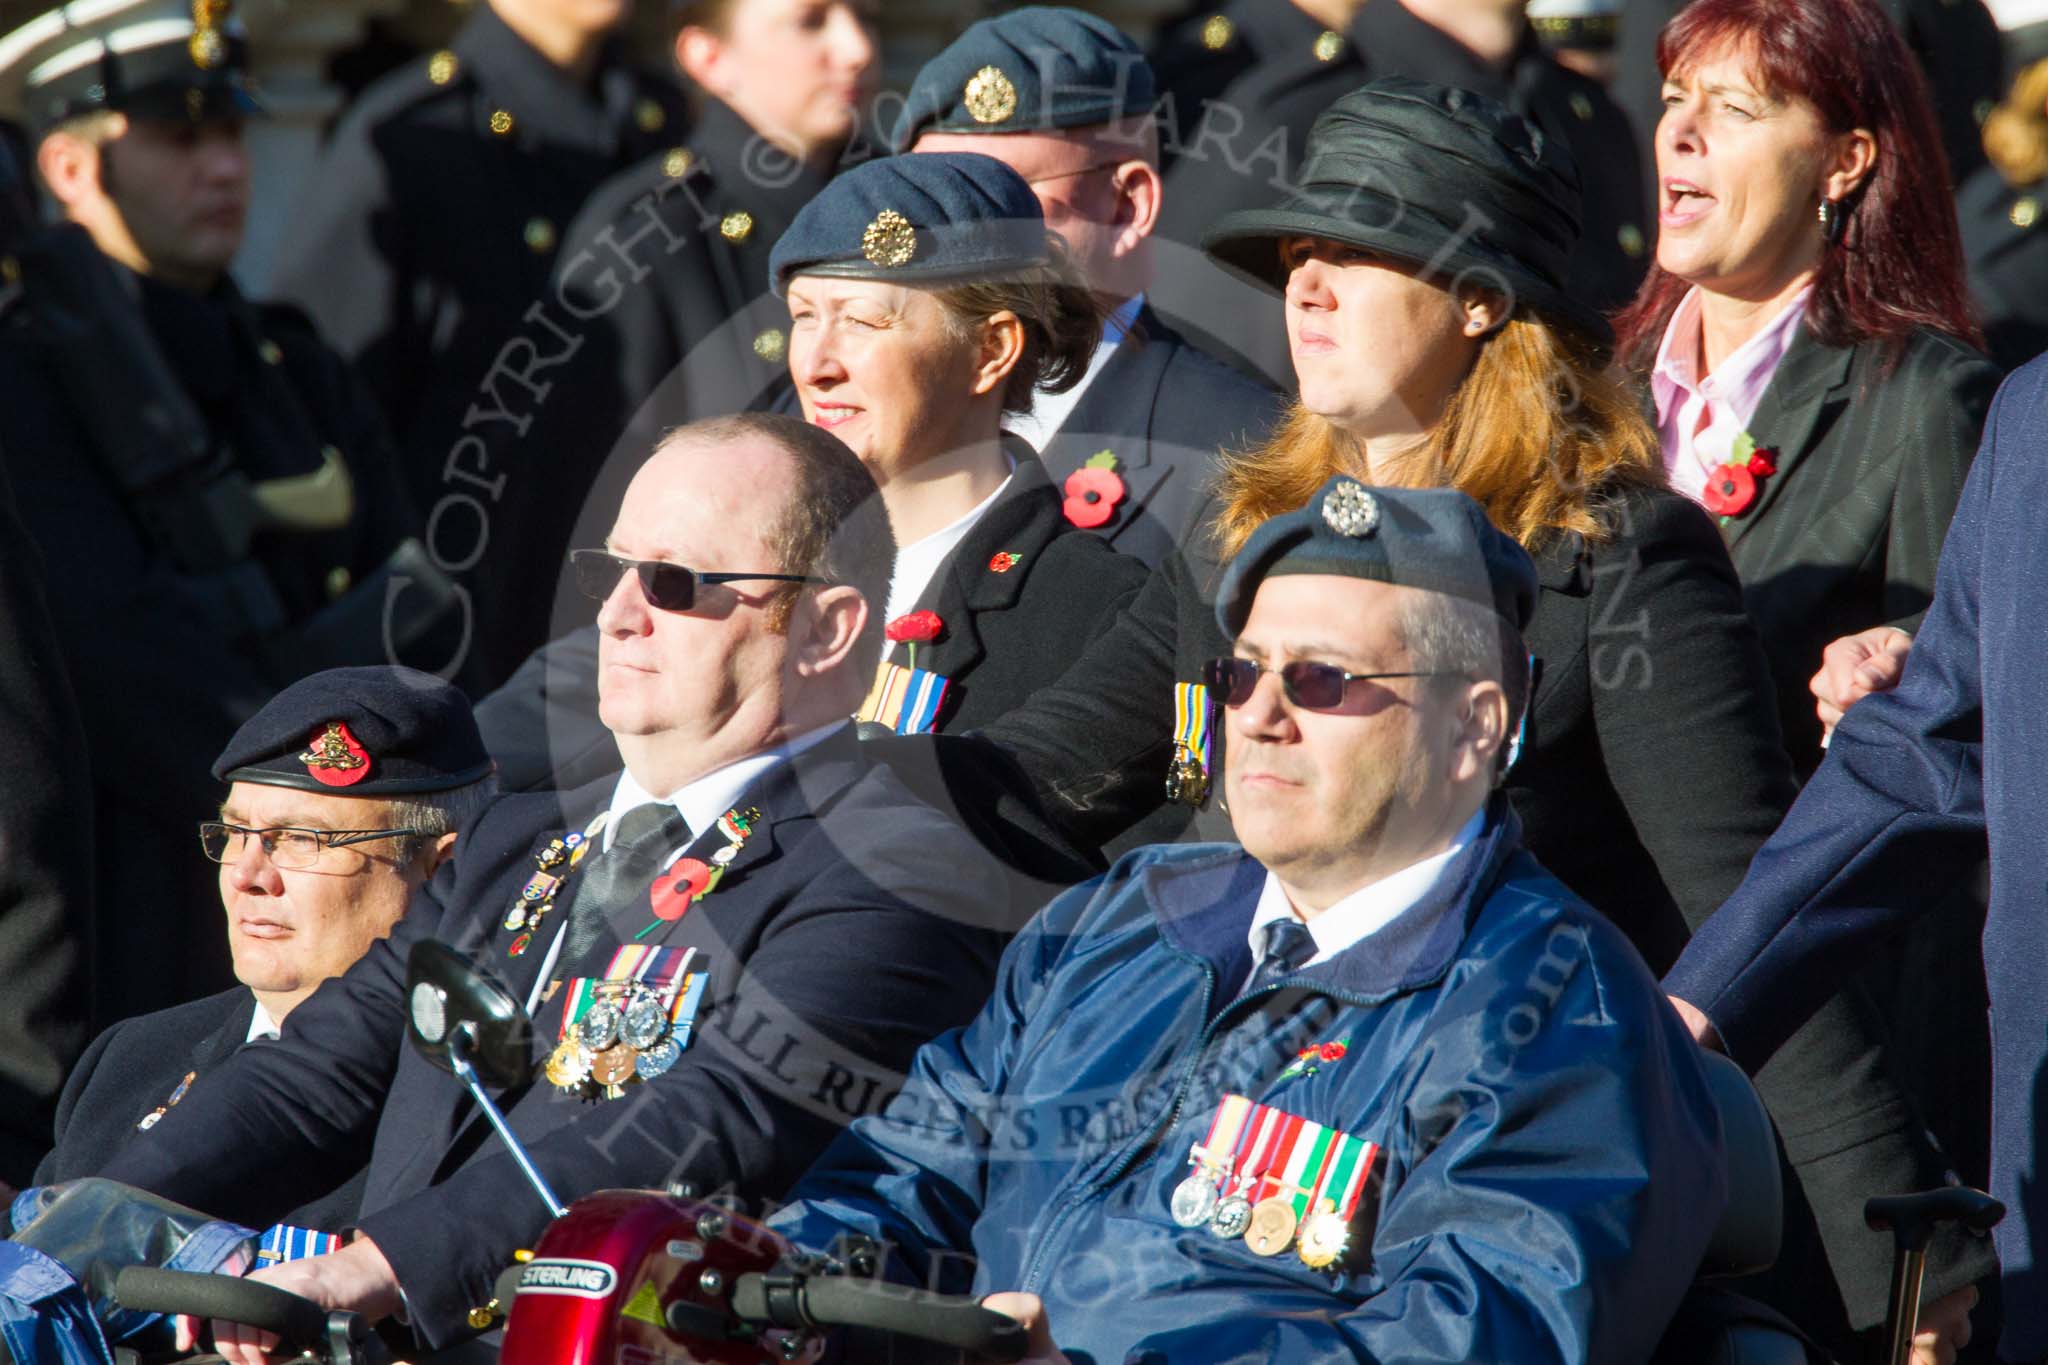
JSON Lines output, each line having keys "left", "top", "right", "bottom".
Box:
{"left": 500, "top": 1190, "right": 788, "bottom": 1365}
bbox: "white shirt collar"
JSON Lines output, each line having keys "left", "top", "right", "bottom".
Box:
{"left": 1004, "top": 293, "right": 1146, "bottom": 454}
{"left": 883, "top": 456, "right": 1017, "bottom": 623}
{"left": 245, "top": 998, "right": 280, "bottom": 1044}
{"left": 1247, "top": 809, "right": 1487, "bottom": 970}
{"left": 605, "top": 721, "right": 846, "bottom": 854}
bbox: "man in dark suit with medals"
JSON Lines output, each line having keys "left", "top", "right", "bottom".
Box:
{"left": 34, "top": 667, "right": 494, "bottom": 1233}
{"left": 0, "top": 0, "right": 457, "bottom": 1023}
{"left": 90, "top": 413, "right": 1013, "bottom": 1358}
{"left": 897, "top": 6, "right": 1284, "bottom": 569}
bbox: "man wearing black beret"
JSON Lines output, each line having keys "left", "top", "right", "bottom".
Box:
{"left": 772, "top": 478, "right": 1724, "bottom": 1361}
{"left": 34, "top": 667, "right": 496, "bottom": 1231}
{"left": 898, "top": 5, "right": 1284, "bottom": 569}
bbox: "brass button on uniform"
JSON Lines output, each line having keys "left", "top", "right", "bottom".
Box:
{"left": 664, "top": 147, "right": 695, "bottom": 179}
{"left": 753, "top": 328, "right": 788, "bottom": 364}
{"left": 259, "top": 338, "right": 285, "bottom": 365}
{"left": 2012, "top": 197, "right": 2040, "bottom": 229}
{"left": 1201, "top": 15, "right": 1235, "bottom": 50}
{"left": 325, "top": 566, "right": 353, "bottom": 600}
{"left": 1569, "top": 92, "right": 1594, "bottom": 122}
{"left": 1313, "top": 30, "right": 1343, "bottom": 62}
{"left": 720, "top": 211, "right": 755, "bottom": 244}
{"left": 524, "top": 217, "right": 558, "bottom": 253}
{"left": 1618, "top": 223, "right": 1646, "bottom": 258}
{"left": 3, "top": 255, "right": 22, "bottom": 286}
{"left": 489, "top": 109, "right": 515, "bottom": 136}
{"left": 635, "top": 98, "right": 666, "bottom": 133}
{"left": 427, "top": 50, "right": 458, "bottom": 85}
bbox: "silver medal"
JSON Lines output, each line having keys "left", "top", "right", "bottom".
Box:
{"left": 578, "top": 1001, "right": 623, "bottom": 1051}
{"left": 620, "top": 992, "right": 669, "bottom": 1052}
{"left": 1171, "top": 1171, "right": 1220, "bottom": 1228}
{"left": 1210, "top": 1195, "right": 1253, "bottom": 1240}
{"left": 635, "top": 1036, "right": 681, "bottom": 1079}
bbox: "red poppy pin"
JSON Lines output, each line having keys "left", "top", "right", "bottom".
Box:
{"left": 1278, "top": 1038, "right": 1349, "bottom": 1081}
{"left": 886, "top": 609, "right": 944, "bottom": 669}
{"left": 650, "top": 858, "right": 714, "bottom": 922}
{"left": 988, "top": 551, "right": 1020, "bottom": 574}
{"left": 1702, "top": 432, "right": 1779, "bottom": 523}
{"left": 299, "top": 722, "right": 370, "bottom": 787}
{"left": 1063, "top": 451, "right": 1127, "bottom": 529}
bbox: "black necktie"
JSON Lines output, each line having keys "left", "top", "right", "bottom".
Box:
{"left": 1244, "top": 918, "right": 1317, "bottom": 995}
{"left": 557, "top": 804, "right": 691, "bottom": 966}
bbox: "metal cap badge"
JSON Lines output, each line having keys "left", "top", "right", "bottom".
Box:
{"left": 299, "top": 721, "right": 371, "bottom": 787}
{"left": 963, "top": 65, "right": 1018, "bottom": 124}
{"left": 862, "top": 209, "right": 917, "bottom": 268}
{"left": 1321, "top": 481, "right": 1380, "bottom": 538}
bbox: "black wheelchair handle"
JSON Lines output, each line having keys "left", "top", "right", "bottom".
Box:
{"left": 112, "top": 1265, "right": 330, "bottom": 1347}
{"left": 1865, "top": 1187, "right": 2006, "bottom": 1253}
{"left": 731, "top": 1271, "right": 1029, "bottom": 1361}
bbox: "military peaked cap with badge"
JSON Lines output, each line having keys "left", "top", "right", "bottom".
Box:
{"left": 1204, "top": 77, "right": 1612, "bottom": 355}
{"left": 0, "top": 0, "right": 262, "bottom": 133}
{"left": 892, "top": 5, "right": 1158, "bottom": 150}
{"left": 770, "top": 150, "right": 1051, "bottom": 292}
{"left": 213, "top": 665, "right": 492, "bottom": 796}
{"left": 1216, "top": 477, "right": 1539, "bottom": 640}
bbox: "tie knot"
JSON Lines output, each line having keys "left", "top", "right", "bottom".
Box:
{"left": 1260, "top": 917, "right": 1316, "bottom": 974}
{"left": 613, "top": 803, "right": 689, "bottom": 856}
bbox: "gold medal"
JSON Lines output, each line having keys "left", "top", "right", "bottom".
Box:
{"left": 590, "top": 1043, "right": 637, "bottom": 1088}
{"left": 1245, "top": 1197, "right": 1299, "bottom": 1256}
{"left": 1297, "top": 1210, "right": 1351, "bottom": 1269}
{"left": 545, "top": 1039, "right": 589, "bottom": 1090}
{"left": 1165, "top": 750, "right": 1209, "bottom": 807}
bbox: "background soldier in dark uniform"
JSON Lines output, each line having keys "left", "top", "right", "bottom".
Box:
{"left": 1962, "top": 42, "right": 2048, "bottom": 371}
{"left": 463, "top": 0, "right": 879, "bottom": 685}
{"left": 264, "top": 0, "right": 688, "bottom": 684}
{"left": 0, "top": 0, "right": 454, "bottom": 1023}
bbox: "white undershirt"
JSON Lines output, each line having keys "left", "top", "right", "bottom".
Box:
{"left": 1004, "top": 293, "right": 1146, "bottom": 454}
{"left": 883, "top": 464, "right": 1014, "bottom": 623}
{"left": 1246, "top": 809, "right": 1486, "bottom": 970}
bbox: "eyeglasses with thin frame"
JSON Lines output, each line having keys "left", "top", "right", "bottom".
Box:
{"left": 1022, "top": 159, "right": 1127, "bottom": 189}
{"left": 1203, "top": 656, "right": 1466, "bottom": 713}
{"left": 198, "top": 822, "right": 426, "bottom": 870}
{"left": 570, "top": 549, "right": 824, "bottom": 613}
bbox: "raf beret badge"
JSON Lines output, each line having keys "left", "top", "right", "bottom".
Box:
{"left": 862, "top": 210, "right": 918, "bottom": 268}
{"left": 964, "top": 65, "right": 1019, "bottom": 125}
{"left": 1322, "top": 481, "right": 1380, "bottom": 538}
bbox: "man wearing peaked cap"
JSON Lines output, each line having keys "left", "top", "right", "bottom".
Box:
{"left": 771, "top": 476, "right": 1723, "bottom": 1362}
{"left": 899, "top": 4, "right": 1283, "bottom": 569}
{"left": 0, "top": 0, "right": 454, "bottom": 1023}
{"left": 34, "top": 667, "right": 496, "bottom": 1231}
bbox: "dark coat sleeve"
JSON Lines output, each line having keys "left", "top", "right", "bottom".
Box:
{"left": 31, "top": 1020, "right": 118, "bottom": 1188}
{"left": 1586, "top": 491, "right": 1800, "bottom": 932}
{"left": 0, "top": 460, "right": 91, "bottom": 1190}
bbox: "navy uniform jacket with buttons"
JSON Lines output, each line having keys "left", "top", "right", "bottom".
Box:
{"left": 0, "top": 263, "right": 420, "bottom": 1019}
{"left": 263, "top": 6, "right": 687, "bottom": 687}
{"left": 458, "top": 98, "right": 850, "bottom": 685}
{"left": 873, "top": 451, "right": 1146, "bottom": 736}
{"left": 773, "top": 803, "right": 1724, "bottom": 1363}
{"left": 33, "top": 989, "right": 364, "bottom": 1232}
{"left": 1960, "top": 166, "right": 2048, "bottom": 373}
{"left": 1035, "top": 306, "right": 1283, "bottom": 569}
{"left": 95, "top": 729, "right": 1012, "bottom": 1350}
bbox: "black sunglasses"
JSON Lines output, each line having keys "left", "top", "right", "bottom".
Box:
{"left": 1203, "top": 657, "right": 1465, "bottom": 713}
{"left": 571, "top": 549, "right": 824, "bottom": 612}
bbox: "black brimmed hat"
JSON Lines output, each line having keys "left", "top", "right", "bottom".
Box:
{"left": 770, "top": 150, "right": 1049, "bottom": 295}
{"left": 1202, "top": 77, "right": 1612, "bottom": 354}
{"left": 213, "top": 667, "right": 492, "bottom": 797}
{"left": 0, "top": 1, "right": 263, "bottom": 135}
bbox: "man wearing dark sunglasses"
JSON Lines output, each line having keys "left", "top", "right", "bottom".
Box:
{"left": 88, "top": 413, "right": 1017, "bottom": 1360}
{"left": 770, "top": 478, "right": 1723, "bottom": 1362}
{"left": 34, "top": 665, "right": 494, "bottom": 1231}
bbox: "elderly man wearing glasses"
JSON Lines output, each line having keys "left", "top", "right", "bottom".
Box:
{"left": 32, "top": 666, "right": 494, "bottom": 1227}
{"left": 770, "top": 478, "right": 1724, "bottom": 1362}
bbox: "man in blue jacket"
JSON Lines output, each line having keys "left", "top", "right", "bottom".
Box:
{"left": 772, "top": 477, "right": 1726, "bottom": 1362}
{"left": 1667, "top": 357, "right": 2048, "bottom": 1360}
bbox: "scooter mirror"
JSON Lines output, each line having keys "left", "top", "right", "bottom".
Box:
{"left": 405, "top": 939, "right": 535, "bottom": 1090}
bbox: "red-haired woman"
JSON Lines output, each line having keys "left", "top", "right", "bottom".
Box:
{"left": 1618, "top": 0, "right": 2000, "bottom": 1351}
{"left": 1616, "top": 0, "right": 2000, "bottom": 769}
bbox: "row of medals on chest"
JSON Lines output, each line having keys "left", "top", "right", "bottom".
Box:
{"left": 1171, "top": 1143, "right": 1352, "bottom": 1269}
{"left": 546, "top": 978, "right": 684, "bottom": 1097}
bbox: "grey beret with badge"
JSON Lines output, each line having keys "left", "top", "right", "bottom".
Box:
{"left": 891, "top": 4, "right": 1158, "bottom": 151}
{"left": 0, "top": 0, "right": 262, "bottom": 135}
{"left": 769, "top": 149, "right": 1051, "bottom": 295}
{"left": 1216, "top": 476, "right": 1538, "bottom": 639}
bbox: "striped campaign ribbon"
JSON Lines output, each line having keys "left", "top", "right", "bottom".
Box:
{"left": 1171, "top": 681, "right": 1211, "bottom": 776}
{"left": 256, "top": 1224, "right": 343, "bottom": 1266}
{"left": 856, "top": 661, "right": 951, "bottom": 735}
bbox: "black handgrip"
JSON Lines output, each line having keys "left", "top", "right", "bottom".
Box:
{"left": 112, "top": 1266, "right": 329, "bottom": 1346}
{"left": 1865, "top": 1187, "right": 2005, "bottom": 1253}
{"left": 732, "top": 1272, "right": 1028, "bottom": 1361}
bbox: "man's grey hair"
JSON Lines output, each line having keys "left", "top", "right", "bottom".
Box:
{"left": 384, "top": 775, "right": 499, "bottom": 864}
{"left": 1398, "top": 593, "right": 1530, "bottom": 780}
